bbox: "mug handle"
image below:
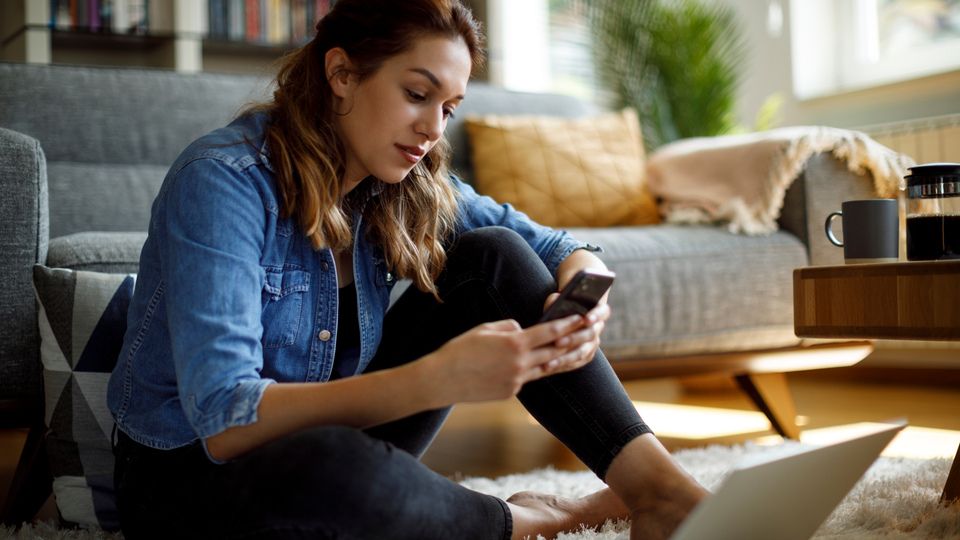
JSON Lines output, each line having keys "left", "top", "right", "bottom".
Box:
{"left": 824, "top": 211, "right": 843, "bottom": 247}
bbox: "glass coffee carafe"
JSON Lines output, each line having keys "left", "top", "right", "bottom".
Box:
{"left": 905, "top": 163, "right": 960, "bottom": 261}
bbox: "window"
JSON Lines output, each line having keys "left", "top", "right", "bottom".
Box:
{"left": 791, "top": 0, "right": 960, "bottom": 99}
{"left": 545, "top": 0, "right": 598, "bottom": 102}
{"left": 485, "top": 0, "right": 598, "bottom": 101}
{"left": 486, "top": 0, "right": 551, "bottom": 92}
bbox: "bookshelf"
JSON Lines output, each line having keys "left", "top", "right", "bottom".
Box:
{"left": 0, "top": 0, "right": 330, "bottom": 74}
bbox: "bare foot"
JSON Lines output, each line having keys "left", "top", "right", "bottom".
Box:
{"left": 506, "top": 489, "right": 627, "bottom": 540}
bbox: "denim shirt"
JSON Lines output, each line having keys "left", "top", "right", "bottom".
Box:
{"left": 107, "top": 112, "right": 592, "bottom": 452}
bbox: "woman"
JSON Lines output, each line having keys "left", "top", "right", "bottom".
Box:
{"left": 107, "top": 1, "right": 708, "bottom": 538}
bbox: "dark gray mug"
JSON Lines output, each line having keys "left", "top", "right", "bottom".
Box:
{"left": 824, "top": 199, "right": 899, "bottom": 264}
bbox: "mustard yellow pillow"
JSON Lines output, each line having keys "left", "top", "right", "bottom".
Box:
{"left": 464, "top": 108, "right": 660, "bottom": 228}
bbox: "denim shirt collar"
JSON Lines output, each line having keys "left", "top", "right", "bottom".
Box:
{"left": 258, "top": 137, "right": 275, "bottom": 173}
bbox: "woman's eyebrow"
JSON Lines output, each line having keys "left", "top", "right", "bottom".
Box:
{"left": 409, "top": 68, "right": 465, "bottom": 100}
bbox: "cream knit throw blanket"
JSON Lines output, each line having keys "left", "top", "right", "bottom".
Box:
{"left": 645, "top": 126, "right": 916, "bottom": 234}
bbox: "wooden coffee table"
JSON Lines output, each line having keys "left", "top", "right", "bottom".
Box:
{"left": 794, "top": 260, "right": 960, "bottom": 504}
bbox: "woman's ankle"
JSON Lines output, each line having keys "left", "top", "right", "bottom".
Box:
{"left": 604, "top": 434, "right": 708, "bottom": 515}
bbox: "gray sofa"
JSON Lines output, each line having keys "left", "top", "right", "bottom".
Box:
{"left": 0, "top": 62, "right": 874, "bottom": 523}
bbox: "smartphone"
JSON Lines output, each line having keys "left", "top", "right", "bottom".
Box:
{"left": 539, "top": 269, "right": 615, "bottom": 323}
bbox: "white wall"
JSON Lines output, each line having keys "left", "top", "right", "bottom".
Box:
{"left": 716, "top": 0, "right": 960, "bottom": 129}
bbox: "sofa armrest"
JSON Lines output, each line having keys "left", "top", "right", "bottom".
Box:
{"left": 777, "top": 152, "right": 877, "bottom": 267}
{"left": 0, "top": 127, "right": 49, "bottom": 404}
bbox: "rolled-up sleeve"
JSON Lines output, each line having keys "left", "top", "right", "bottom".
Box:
{"left": 160, "top": 157, "right": 275, "bottom": 440}
{"left": 451, "top": 176, "right": 599, "bottom": 277}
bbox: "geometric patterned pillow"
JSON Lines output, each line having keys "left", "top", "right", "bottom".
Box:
{"left": 32, "top": 265, "right": 135, "bottom": 531}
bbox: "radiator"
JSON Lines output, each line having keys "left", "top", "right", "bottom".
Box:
{"left": 860, "top": 113, "right": 960, "bottom": 164}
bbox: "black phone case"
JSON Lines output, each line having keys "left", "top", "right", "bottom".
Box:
{"left": 539, "top": 270, "right": 615, "bottom": 323}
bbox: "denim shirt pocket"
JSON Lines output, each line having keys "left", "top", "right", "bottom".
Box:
{"left": 261, "top": 267, "right": 311, "bottom": 349}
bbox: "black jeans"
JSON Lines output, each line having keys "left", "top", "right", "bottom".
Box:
{"left": 114, "top": 227, "right": 651, "bottom": 539}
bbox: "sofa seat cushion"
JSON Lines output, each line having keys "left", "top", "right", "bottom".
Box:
{"left": 569, "top": 225, "right": 808, "bottom": 359}
{"left": 47, "top": 232, "right": 146, "bottom": 273}
{"left": 45, "top": 227, "right": 804, "bottom": 360}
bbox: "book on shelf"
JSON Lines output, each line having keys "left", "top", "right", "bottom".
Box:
{"left": 44, "top": 0, "right": 332, "bottom": 46}
{"left": 50, "top": 0, "right": 151, "bottom": 35}
{"left": 209, "top": 0, "right": 332, "bottom": 46}
{"left": 228, "top": 0, "right": 245, "bottom": 41}
{"left": 291, "top": 0, "right": 306, "bottom": 43}
{"left": 208, "top": 0, "right": 226, "bottom": 39}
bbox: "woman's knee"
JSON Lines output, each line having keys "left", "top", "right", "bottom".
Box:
{"left": 453, "top": 226, "right": 529, "bottom": 258}
{"left": 448, "top": 227, "right": 552, "bottom": 284}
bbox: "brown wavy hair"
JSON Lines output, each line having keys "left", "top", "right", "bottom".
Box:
{"left": 251, "top": 0, "right": 484, "bottom": 298}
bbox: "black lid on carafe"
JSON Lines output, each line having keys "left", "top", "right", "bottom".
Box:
{"left": 905, "top": 163, "right": 960, "bottom": 187}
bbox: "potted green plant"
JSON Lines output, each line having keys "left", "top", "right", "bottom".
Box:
{"left": 589, "top": 0, "right": 748, "bottom": 151}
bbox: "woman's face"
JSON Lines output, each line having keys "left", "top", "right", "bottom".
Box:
{"left": 332, "top": 35, "right": 472, "bottom": 189}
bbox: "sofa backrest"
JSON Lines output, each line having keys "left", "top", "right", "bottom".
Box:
{"left": 0, "top": 62, "right": 594, "bottom": 239}
{"left": 0, "top": 62, "right": 596, "bottom": 406}
{"left": 0, "top": 62, "right": 273, "bottom": 238}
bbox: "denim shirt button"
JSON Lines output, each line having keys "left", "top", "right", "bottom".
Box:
{"left": 385, "top": 272, "right": 394, "bottom": 283}
{"left": 317, "top": 329, "right": 332, "bottom": 341}
{"left": 322, "top": 262, "right": 329, "bottom": 271}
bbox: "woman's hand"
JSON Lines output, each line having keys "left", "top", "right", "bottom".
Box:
{"left": 552, "top": 248, "right": 613, "bottom": 369}
{"left": 422, "top": 315, "right": 596, "bottom": 404}
{"left": 541, "top": 290, "right": 611, "bottom": 369}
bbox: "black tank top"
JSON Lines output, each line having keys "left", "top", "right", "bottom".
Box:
{"left": 330, "top": 281, "right": 361, "bottom": 380}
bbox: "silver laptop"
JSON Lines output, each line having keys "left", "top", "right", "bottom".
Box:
{"left": 671, "top": 421, "right": 906, "bottom": 540}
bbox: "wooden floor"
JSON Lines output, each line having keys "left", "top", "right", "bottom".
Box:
{"left": 2, "top": 368, "right": 960, "bottom": 519}
{"left": 418, "top": 368, "right": 960, "bottom": 479}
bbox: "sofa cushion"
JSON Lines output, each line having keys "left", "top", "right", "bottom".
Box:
{"left": 0, "top": 63, "right": 270, "bottom": 167}
{"left": 47, "top": 232, "right": 146, "bottom": 274}
{"left": 33, "top": 265, "right": 134, "bottom": 530}
{"left": 570, "top": 225, "right": 808, "bottom": 358}
{"left": 446, "top": 82, "right": 596, "bottom": 183}
{"left": 46, "top": 163, "right": 167, "bottom": 238}
{"left": 0, "top": 63, "right": 271, "bottom": 238}
{"left": 464, "top": 109, "right": 660, "bottom": 228}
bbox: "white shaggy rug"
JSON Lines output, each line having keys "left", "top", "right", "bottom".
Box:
{"left": 461, "top": 441, "right": 960, "bottom": 540}
{"left": 2, "top": 441, "right": 958, "bottom": 539}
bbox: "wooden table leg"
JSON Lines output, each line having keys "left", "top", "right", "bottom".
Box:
{"left": 734, "top": 372, "right": 801, "bottom": 440}
{"left": 942, "top": 443, "right": 960, "bottom": 505}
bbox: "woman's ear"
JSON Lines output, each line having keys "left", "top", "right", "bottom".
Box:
{"left": 325, "top": 47, "right": 355, "bottom": 99}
